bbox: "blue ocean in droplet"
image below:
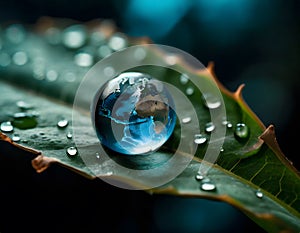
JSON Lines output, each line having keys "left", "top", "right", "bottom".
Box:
{"left": 94, "top": 72, "right": 176, "bottom": 155}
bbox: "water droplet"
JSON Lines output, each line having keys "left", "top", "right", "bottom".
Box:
{"left": 200, "top": 181, "right": 216, "bottom": 191}
{"left": 186, "top": 87, "right": 194, "bottom": 96}
{"left": 255, "top": 190, "right": 263, "bottom": 198}
{"left": 227, "top": 123, "right": 233, "bottom": 128}
{"left": 97, "top": 45, "right": 112, "bottom": 58}
{"left": 12, "top": 133, "right": 21, "bottom": 142}
{"left": 108, "top": 33, "right": 127, "bottom": 51}
{"left": 66, "top": 146, "right": 78, "bottom": 157}
{"left": 202, "top": 93, "right": 221, "bottom": 109}
{"left": 234, "top": 123, "right": 249, "bottom": 139}
{"left": 46, "top": 70, "right": 59, "bottom": 82}
{"left": 103, "top": 66, "right": 115, "bottom": 77}
{"left": 165, "top": 54, "right": 177, "bottom": 66}
{"left": 45, "top": 27, "right": 61, "bottom": 45}
{"left": 179, "top": 74, "right": 189, "bottom": 85}
{"left": 62, "top": 25, "right": 87, "bottom": 49}
{"left": 96, "top": 153, "right": 100, "bottom": 159}
{"left": 222, "top": 120, "right": 233, "bottom": 128}
{"left": 16, "top": 101, "right": 33, "bottom": 110}
{"left": 182, "top": 117, "right": 191, "bottom": 124}
{"left": 205, "top": 122, "right": 215, "bottom": 133}
{"left": 66, "top": 132, "right": 73, "bottom": 139}
{"left": 12, "top": 51, "right": 28, "bottom": 66}
{"left": 5, "top": 24, "right": 26, "bottom": 44}
{"left": 195, "top": 173, "right": 204, "bottom": 181}
{"left": 0, "top": 121, "right": 14, "bottom": 133}
{"left": 220, "top": 147, "right": 224, "bottom": 152}
{"left": 57, "top": 119, "right": 69, "bottom": 128}
{"left": 194, "top": 134, "right": 207, "bottom": 144}
{"left": 0, "top": 52, "right": 11, "bottom": 67}
{"left": 134, "top": 47, "right": 146, "bottom": 61}
{"left": 74, "top": 52, "right": 94, "bottom": 67}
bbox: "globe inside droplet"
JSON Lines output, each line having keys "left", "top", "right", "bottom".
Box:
{"left": 93, "top": 72, "right": 176, "bottom": 155}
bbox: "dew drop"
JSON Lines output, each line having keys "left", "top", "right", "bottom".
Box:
{"left": 200, "top": 181, "right": 216, "bottom": 191}
{"left": 182, "top": 117, "right": 191, "bottom": 124}
{"left": 12, "top": 51, "right": 28, "bottom": 66}
{"left": 57, "top": 119, "right": 69, "bottom": 128}
{"left": 66, "top": 132, "right": 73, "bottom": 139}
{"left": 96, "top": 153, "right": 100, "bottom": 159}
{"left": 255, "top": 190, "right": 263, "bottom": 199}
{"left": 16, "top": 101, "right": 33, "bottom": 110}
{"left": 220, "top": 147, "right": 224, "bottom": 152}
{"left": 0, "top": 52, "right": 11, "bottom": 67}
{"left": 205, "top": 122, "right": 215, "bottom": 133}
{"left": 195, "top": 173, "right": 204, "bottom": 181}
{"left": 234, "top": 123, "right": 249, "bottom": 139}
{"left": 74, "top": 52, "right": 94, "bottom": 67}
{"left": 179, "top": 74, "right": 189, "bottom": 85}
{"left": 108, "top": 33, "right": 127, "bottom": 51}
{"left": 12, "top": 133, "right": 21, "bottom": 142}
{"left": 0, "top": 121, "right": 14, "bottom": 133}
{"left": 46, "top": 70, "right": 59, "bottom": 82}
{"left": 186, "top": 87, "right": 194, "bottom": 96}
{"left": 194, "top": 134, "right": 207, "bottom": 144}
{"left": 66, "top": 146, "right": 78, "bottom": 157}
{"left": 202, "top": 93, "right": 221, "bottom": 109}
{"left": 62, "top": 25, "right": 87, "bottom": 49}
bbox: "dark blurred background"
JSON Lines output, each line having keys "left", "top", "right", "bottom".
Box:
{"left": 0, "top": 0, "right": 299, "bottom": 232}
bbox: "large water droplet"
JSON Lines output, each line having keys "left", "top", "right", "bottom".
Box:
{"left": 62, "top": 25, "right": 87, "bottom": 49}
{"left": 108, "top": 33, "right": 127, "bottom": 51}
{"left": 202, "top": 93, "right": 221, "bottom": 109}
{"left": 255, "top": 190, "right": 263, "bottom": 199}
{"left": 179, "top": 74, "right": 189, "bottom": 85}
{"left": 94, "top": 72, "right": 176, "bottom": 155}
{"left": 194, "top": 134, "right": 207, "bottom": 144}
{"left": 186, "top": 87, "right": 194, "bottom": 96}
{"left": 205, "top": 122, "right": 215, "bottom": 133}
{"left": 200, "top": 181, "right": 216, "bottom": 191}
{"left": 12, "top": 133, "right": 21, "bottom": 142}
{"left": 12, "top": 51, "right": 28, "bottom": 66}
{"left": 182, "top": 117, "right": 191, "bottom": 124}
{"left": 66, "top": 146, "right": 78, "bottom": 157}
{"left": 0, "top": 121, "right": 14, "bottom": 133}
{"left": 74, "top": 52, "right": 94, "bottom": 67}
{"left": 57, "top": 119, "right": 69, "bottom": 128}
{"left": 234, "top": 123, "right": 249, "bottom": 139}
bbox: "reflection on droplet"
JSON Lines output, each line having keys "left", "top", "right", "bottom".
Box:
{"left": 194, "top": 134, "right": 207, "bottom": 144}
{"left": 5, "top": 24, "right": 26, "bottom": 44}
{"left": 222, "top": 120, "right": 233, "bottom": 128}
{"left": 182, "top": 117, "right": 191, "bottom": 124}
{"left": 195, "top": 174, "right": 204, "bottom": 181}
{"left": 186, "top": 87, "right": 194, "bottom": 96}
{"left": 234, "top": 123, "right": 249, "bottom": 139}
{"left": 0, "top": 53, "right": 11, "bottom": 67}
{"left": 46, "top": 70, "right": 59, "bottom": 82}
{"left": 62, "top": 25, "right": 87, "bottom": 49}
{"left": 12, "top": 51, "right": 28, "bottom": 66}
{"left": 202, "top": 93, "right": 221, "bottom": 109}
{"left": 96, "top": 153, "right": 100, "bottom": 159}
{"left": 220, "top": 147, "right": 224, "bottom": 152}
{"left": 103, "top": 66, "right": 115, "bottom": 77}
{"left": 57, "top": 119, "right": 69, "bottom": 128}
{"left": 66, "top": 132, "right": 73, "bottom": 139}
{"left": 12, "top": 133, "right": 21, "bottom": 142}
{"left": 205, "top": 122, "right": 215, "bottom": 133}
{"left": 0, "top": 121, "right": 14, "bottom": 133}
{"left": 74, "top": 52, "right": 94, "bottom": 67}
{"left": 45, "top": 27, "right": 61, "bottom": 45}
{"left": 16, "top": 101, "right": 33, "bottom": 110}
{"left": 98, "top": 45, "right": 112, "bottom": 58}
{"left": 66, "top": 146, "right": 78, "bottom": 157}
{"left": 179, "top": 74, "right": 189, "bottom": 85}
{"left": 134, "top": 47, "right": 146, "bottom": 61}
{"left": 200, "top": 181, "right": 216, "bottom": 191}
{"left": 108, "top": 33, "right": 127, "bottom": 51}
{"left": 255, "top": 190, "right": 263, "bottom": 199}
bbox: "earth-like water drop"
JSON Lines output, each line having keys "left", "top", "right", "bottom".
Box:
{"left": 93, "top": 72, "right": 176, "bottom": 155}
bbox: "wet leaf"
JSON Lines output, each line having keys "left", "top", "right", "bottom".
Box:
{"left": 0, "top": 18, "right": 299, "bottom": 233}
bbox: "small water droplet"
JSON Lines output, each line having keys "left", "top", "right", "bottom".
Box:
{"left": 57, "top": 119, "right": 69, "bottom": 128}
{"left": 186, "top": 87, "right": 194, "bottom": 96}
{"left": 108, "top": 33, "right": 127, "bottom": 51}
{"left": 195, "top": 174, "right": 204, "bottom": 181}
{"left": 134, "top": 47, "right": 146, "bottom": 61}
{"left": 202, "top": 93, "right": 221, "bottom": 109}
{"left": 74, "top": 52, "right": 94, "bottom": 67}
{"left": 96, "top": 153, "right": 100, "bottom": 159}
{"left": 255, "top": 190, "right": 263, "bottom": 199}
{"left": 220, "top": 147, "right": 224, "bottom": 152}
{"left": 12, "top": 51, "right": 28, "bottom": 66}
{"left": 205, "top": 122, "right": 215, "bottom": 133}
{"left": 64, "top": 71, "right": 77, "bottom": 83}
{"left": 194, "top": 134, "right": 207, "bottom": 144}
{"left": 16, "top": 101, "right": 33, "bottom": 110}
{"left": 103, "top": 66, "right": 115, "bottom": 77}
{"left": 0, "top": 121, "right": 14, "bottom": 133}
{"left": 0, "top": 52, "right": 11, "bottom": 67}
{"left": 182, "top": 117, "right": 191, "bottom": 124}
{"left": 200, "top": 181, "right": 216, "bottom": 191}
{"left": 66, "top": 146, "right": 78, "bottom": 157}
{"left": 46, "top": 70, "right": 59, "bottom": 82}
{"left": 66, "top": 132, "right": 73, "bottom": 139}
{"left": 179, "top": 74, "right": 189, "bottom": 85}
{"left": 12, "top": 133, "right": 21, "bottom": 142}
{"left": 234, "top": 123, "right": 249, "bottom": 139}
{"left": 227, "top": 123, "right": 233, "bottom": 128}
{"left": 21, "top": 139, "right": 28, "bottom": 143}
{"left": 62, "top": 25, "right": 87, "bottom": 49}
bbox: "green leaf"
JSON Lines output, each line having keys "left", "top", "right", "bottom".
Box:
{"left": 0, "top": 18, "right": 299, "bottom": 233}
